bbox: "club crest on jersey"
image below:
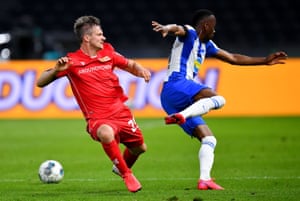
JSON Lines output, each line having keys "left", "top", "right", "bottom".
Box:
{"left": 98, "top": 56, "right": 111, "bottom": 62}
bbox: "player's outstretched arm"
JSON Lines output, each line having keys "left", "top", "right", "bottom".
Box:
{"left": 124, "top": 60, "right": 151, "bottom": 83}
{"left": 151, "top": 21, "right": 186, "bottom": 37}
{"left": 36, "top": 57, "right": 71, "bottom": 87}
{"left": 215, "top": 49, "right": 288, "bottom": 66}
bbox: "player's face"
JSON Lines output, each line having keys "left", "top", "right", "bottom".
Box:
{"left": 88, "top": 26, "right": 106, "bottom": 50}
{"left": 201, "top": 15, "right": 216, "bottom": 42}
{"left": 206, "top": 15, "right": 216, "bottom": 39}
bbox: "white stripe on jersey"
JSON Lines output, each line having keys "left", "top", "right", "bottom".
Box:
{"left": 164, "top": 25, "right": 219, "bottom": 82}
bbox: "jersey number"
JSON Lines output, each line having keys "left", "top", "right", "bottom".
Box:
{"left": 128, "top": 118, "right": 138, "bottom": 133}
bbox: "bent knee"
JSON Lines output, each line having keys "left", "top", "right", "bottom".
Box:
{"left": 130, "top": 143, "right": 147, "bottom": 155}
{"left": 212, "top": 95, "right": 226, "bottom": 109}
{"left": 139, "top": 143, "right": 147, "bottom": 153}
{"left": 96, "top": 124, "right": 115, "bottom": 143}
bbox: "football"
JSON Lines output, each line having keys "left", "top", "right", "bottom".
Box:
{"left": 38, "top": 160, "right": 64, "bottom": 183}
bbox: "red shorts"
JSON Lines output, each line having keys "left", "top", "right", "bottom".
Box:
{"left": 86, "top": 107, "right": 144, "bottom": 148}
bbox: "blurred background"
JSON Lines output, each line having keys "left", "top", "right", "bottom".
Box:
{"left": 0, "top": 0, "right": 299, "bottom": 60}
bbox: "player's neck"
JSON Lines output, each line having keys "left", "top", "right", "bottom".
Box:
{"left": 80, "top": 46, "right": 97, "bottom": 58}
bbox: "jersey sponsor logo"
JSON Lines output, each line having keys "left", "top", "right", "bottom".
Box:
{"left": 78, "top": 65, "right": 112, "bottom": 74}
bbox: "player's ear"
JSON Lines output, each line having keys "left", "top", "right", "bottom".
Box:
{"left": 83, "top": 34, "right": 90, "bottom": 42}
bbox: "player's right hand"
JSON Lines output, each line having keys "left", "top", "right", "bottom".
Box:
{"left": 55, "top": 57, "right": 72, "bottom": 72}
{"left": 152, "top": 21, "right": 169, "bottom": 37}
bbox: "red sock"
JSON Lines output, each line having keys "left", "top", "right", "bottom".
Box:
{"left": 123, "top": 148, "right": 139, "bottom": 168}
{"left": 101, "top": 140, "right": 130, "bottom": 175}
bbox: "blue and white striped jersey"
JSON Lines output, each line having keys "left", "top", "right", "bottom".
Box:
{"left": 164, "top": 25, "right": 219, "bottom": 82}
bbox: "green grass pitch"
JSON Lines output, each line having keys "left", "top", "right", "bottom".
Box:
{"left": 0, "top": 117, "right": 299, "bottom": 201}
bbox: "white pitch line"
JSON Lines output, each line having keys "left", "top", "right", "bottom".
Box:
{"left": 0, "top": 176, "right": 299, "bottom": 183}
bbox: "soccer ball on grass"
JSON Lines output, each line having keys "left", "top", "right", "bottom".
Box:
{"left": 38, "top": 160, "right": 64, "bottom": 183}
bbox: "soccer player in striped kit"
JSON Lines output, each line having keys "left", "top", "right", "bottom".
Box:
{"left": 152, "top": 9, "right": 287, "bottom": 190}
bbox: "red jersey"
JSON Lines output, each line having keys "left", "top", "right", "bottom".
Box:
{"left": 56, "top": 43, "right": 129, "bottom": 120}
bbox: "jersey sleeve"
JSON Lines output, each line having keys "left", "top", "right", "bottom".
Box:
{"left": 56, "top": 70, "right": 68, "bottom": 78}
{"left": 112, "top": 51, "right": 129, "bottom": 69}
{"left": 178, "top": 25, "right": 197, "bottom": 42}
{"left": 205, "top": 40, "right": 220, "bottom": 57}
{"left": 103, "top": 43, "right": 128, "bottom": 69}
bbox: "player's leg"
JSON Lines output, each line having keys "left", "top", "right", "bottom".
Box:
{"left": 112, "top": 109, "right": 145, "bottom": 192}
{"left": 113, "top": 112, "right": 147, "bottom": 174}
{"left": 164, "top": 87, "right": 225, "bottom": 125}
{"left": 97, "top": 124, "right": 141, "bottom": 192}
{"left": 179, "top": 116, "right": 223, "bottom": 190}
{"left": 112, "top": 143, "right": 147, "bottom": 176}
{"left": 96, "top": 124, "right": 131, "bottom": 176}
{"left": 124, "top": 143, "right": 147, "bottom": 168}
{"left": 193, "top": 125, "right": 224, "bottom": 190}
{"left": 180, "top": 95, "right": 225, "bottom": 118}
{"left": 112, "top": 145, "right": 145, "bottom": 176}
{"left": 120, "top": 108, "right": 147, "bottom": 169}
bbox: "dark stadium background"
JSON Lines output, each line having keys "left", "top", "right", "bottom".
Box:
{"left": 0, "top": 0, "right": 299, "bottom": 59}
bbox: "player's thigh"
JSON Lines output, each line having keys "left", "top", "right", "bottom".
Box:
{"left": 180, "top": 117, "right": 214, "bottom": 140}
{"left": 87, "top": 119, "right": 118, "bottom": 142}
{"left": 193, "top": 88, "right": 218, "bottom": 101}
{"left": 120, "top": 126, "right": 145, "bottom": 149}
{"left": 161, "top": 79, "right": 209, "bottom": 113}
{"left": 118, "top": 109, "right": 145, "bottom": 148}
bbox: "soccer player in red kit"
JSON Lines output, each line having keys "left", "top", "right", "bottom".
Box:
{"left": 37, "top": 16, "right": 151, "bottom": 193}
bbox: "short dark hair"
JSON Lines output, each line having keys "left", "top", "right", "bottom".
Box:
{"left": 73, "top": 15, "right": 101, "bottom": 41}
{"left": 192, "top": 9, "right": 214, "bottom": 27}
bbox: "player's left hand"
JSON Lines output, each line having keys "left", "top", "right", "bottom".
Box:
{"left": 265, "top": 51, "right": 288, "bottom": 65}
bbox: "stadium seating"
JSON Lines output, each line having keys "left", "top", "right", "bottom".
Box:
{"left": 0, "top": 0, "right": 298, "bottom": 58}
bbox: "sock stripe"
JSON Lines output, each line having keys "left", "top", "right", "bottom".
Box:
{"left": 211, "top": 97, "right": 220, "bottom": 109}
{"left": 202, "top": 141, "right": 215, "bottom": 149}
